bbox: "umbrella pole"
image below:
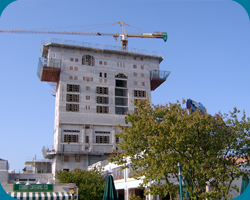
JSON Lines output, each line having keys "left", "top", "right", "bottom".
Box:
{"left": 178, "top": 163, "right": 183, "bottom": 200}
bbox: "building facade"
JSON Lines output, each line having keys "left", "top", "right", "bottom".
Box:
{"left": 39, "top": 38, "right": 170, "bottom": 175}
{"left": 0, "top": 158, "right": 9, "bottom": 184}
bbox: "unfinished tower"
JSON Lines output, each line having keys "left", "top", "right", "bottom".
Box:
{"left": 39, "top": 38, "right": 170, "bottom": 175}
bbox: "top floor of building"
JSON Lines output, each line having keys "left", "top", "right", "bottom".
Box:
{"left": 37, "top": 38, "right": 170, "bottom": 91}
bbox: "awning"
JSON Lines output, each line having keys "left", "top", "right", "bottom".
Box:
{"left": 7, "top": 192, "right": 77, "bottom": 200}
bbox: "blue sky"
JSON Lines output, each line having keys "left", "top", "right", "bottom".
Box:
{"left": 0, "top": 0, "right": 249, "bottom": 171}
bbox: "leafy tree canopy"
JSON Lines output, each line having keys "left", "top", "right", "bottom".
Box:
{"left": 110, "top": 99, "right": 250, "bottom": 200}
{"left": 55, "top": 168, "right": 106, "bottom": 200}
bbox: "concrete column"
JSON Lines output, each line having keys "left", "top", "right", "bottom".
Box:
{"left": 124, "top": 168, "right": 129, "bottom": 200}
{"left": 82, "top": 125, "right": 85, "bottom": 151}
{"left": 90, "top": 125, "right": 93, "bottom": 152}
{"left": 112, "top": 126, "right": 116, "bottom": 150}
{"left": 57, "top": 124, "right": 62, "bottom": 151}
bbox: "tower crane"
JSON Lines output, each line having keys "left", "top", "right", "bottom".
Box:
{"left": 0, "top": 21, "right": 167, "bottom": 51}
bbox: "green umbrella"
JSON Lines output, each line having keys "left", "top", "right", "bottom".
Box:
{"left": 103, "top": 175, "right": 119, "bottom": 200}
{"left": 183, "top": 170, "right": 194, "bottom": 199}
{"left": 240, "top": 174, "right": 249, "bottom": 194}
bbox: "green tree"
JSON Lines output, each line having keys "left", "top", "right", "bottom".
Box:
{"left": 55, "top": 168, "right": 106, "bottom": 200}
{"left": 110, "top": 99, "right": 250, "bottom": 200}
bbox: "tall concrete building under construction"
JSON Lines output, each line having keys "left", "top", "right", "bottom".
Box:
{"left": 39, "top": 38, "right": 170, "bottom": 175}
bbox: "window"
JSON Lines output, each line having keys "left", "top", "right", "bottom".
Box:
{"left": 115, "top": 88, "right": 128, "bottom": 97}
{"left": 96, "top": 136, "right": 109, "bottom": 143}
{"left": 67, "top": 84, "right": 79, "bottom": 92}
{"left": 99, "top": 78, "right": 102, "bottom": 83}
{"left": 85, "top": 136, "right": 89, "bottom": 143}
{"left": 69, "top": 76, "right": 73, "bottom": 80}
{"left": 66, "top": 94, "right": 79, "bottom": 102}
{"left": 133, "top": 65, "right": 137, "bottom": 69}
{"left": 63, "top": 130, "right": 80, "bottom": 133}
{"left": 64, "top": 135, "right": 79, "bottom": 143}
{"left": 95, "top": 131, "right": 110, "bottom": 134}
{"left": 117, "top": 62, "right": 124, "bottom": 67}
{"left": 116, "top": 80, "right": 127, "bottom": 87}
{"left": 116, "top": 138, "right": 119, "bottom": 144}
{"left": 134, "top": 90, "right": 146, "bottom": 97}
{"left": 70, "top": 66, "right": 73, "bottom": 70}
{"left": 141, "top": 73, "right": 144, "bottom": 77}
{"left": 99, "top": 72, "right": 102, "bottom": 77}
{"left": 86, "top": 86, "right": 90, "bottom": 90}
{"left": 66, "top": 104, "right": 79, "bottom": 112}
{"left": 133, "top": 72, "right": 137, "bottom": 77}
{"left": 142, "top": 82, "right": 145, "bottom": 86}
{"left": 74, "top": 76, "right": 78, "bottom": 80}
{"left": 86, "top": 96, "right": 90, "bottom": 100}
{"left": 99, "top": 61, "right": 102, "bottom": 65}
{"left": 85, "top": 105, "right": 90, "bottom": 110}
{"left": 134, "top": 81, "right": 137, "bottom": 86}
{"left": 83, "top": 77, "right": 93, "bottom": 82}
{"left": 75, "top": 155, "right": 81, "bottom": 162}
{"left": 115, "top": 98, "right": 128, "bottom": 106}
{"left": 96, "top": 96, "right": 109, "bottom": 104}
{"left": 82, "top": 55, "right": 95, "bottom": 66}
{"left": 96, "top": 106, "right": 109, "bottom": 114}
{"left": 140, "top": 57, "right": 143, "bottom": 61}
{"left": 141, "top": 65, "right": 144, "bottom": 69}
{"left": 96, "top": 87, "right": 108, "bottom": 95}
{"left": 104, "top": 79, "right": 107, "bottom": 83}
{"left": 64, "top": 156, "right": 69, "bottom": 162}
{"left": 70, "top": 58, "right": 74, "bottom": 62}
{"left": 85, "top": 125, "right": 90, "bottom": 129}
{"left": 74, "top": 67, "right": 78, "bottom": 71}
{"left": 75, "top": 58, "right": 78, "bottom": 62}
{"left": 104, "top": 61, "right": 107, "bottom": 65}
{"left": 104, "top": 73, "right": 107, "bottom": 78}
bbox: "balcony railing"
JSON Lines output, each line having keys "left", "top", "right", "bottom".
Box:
{"left": 150, "top": 69, "right": 170, "bottom": 79}
{"left": 40, "top": 38, "right": 165, "bottom": 59}
{"left": 37, "top": 57, "right": 61, "bottom": 82}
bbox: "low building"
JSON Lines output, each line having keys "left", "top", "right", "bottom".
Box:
{"left": 8, "top": 157, "right": 53, "bottom": 184}
{"left": 0, "top": 158, "right": 79, "bottom": 200}
{"left": 87, "top": 160, "right": 247, "bottom": 200}
{"left": 0, "top": 158, "right": 9, "bottom": 184}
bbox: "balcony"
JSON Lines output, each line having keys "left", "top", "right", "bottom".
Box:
{"left": 37, "top": 57, "right": 61, "bottom": 82}
{"left": 42, "top": 146, "right": 56, "bottom": 159}
{"left": 150, "top": 70, "right": 170, "bottom": 91}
